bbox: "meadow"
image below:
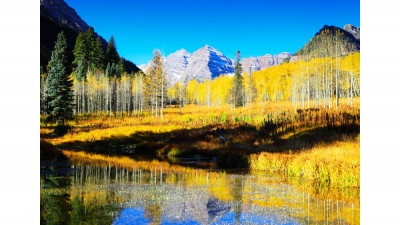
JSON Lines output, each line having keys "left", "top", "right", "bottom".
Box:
{"left": 41, "top": 98, "right": 360, "bottom": 193}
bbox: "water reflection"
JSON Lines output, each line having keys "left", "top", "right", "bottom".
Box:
{"left": 40, "top": 151, "right": 360, "bottom": 225}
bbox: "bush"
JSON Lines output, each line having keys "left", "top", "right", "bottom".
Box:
{"left": 54, "top": 124, "right": 71, "bottom": 136}
{"left": 221, "top": 114, "right": 227, "bottom": 124}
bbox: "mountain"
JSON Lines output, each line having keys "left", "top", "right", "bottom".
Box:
{"left": 179, "top": 45, "right": 235, "bottom": 84}
{"left": 40, "top": 0, "right": 140, "bottom": 74}
{"left": 287, "top": 25, "right": 360, "bottom": 62}
{"left": 40, "top": 0, "right": 89, "bottom": 33}
{"left": 343, "top": 24, "right": 360, "bottom": 40}
{"left": 165, "top": 49, "right": 192, "bottom": 84}
{"left": 40, "top": 14, "right": 79, "bottom": 69}
{"left": 241, "top": 52, "right": 293, "bottom": 74}
{"left": 140, "top": 46, "right": 292, "bottom": 86}
{"left": 139, "top": 45, "right": 236, "bottom": 85}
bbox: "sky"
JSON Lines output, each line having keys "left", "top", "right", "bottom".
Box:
{"left": 65, "top": 0, "right": 360, "bottom": 65}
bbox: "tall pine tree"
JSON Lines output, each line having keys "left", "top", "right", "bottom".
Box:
{"left": 93, "top": 37, "right": 105, "bottom": 70}
{"left": 116, "top": 57, "right": 125, "bottom": 78}
{"left": 230, "top": 50, "right": 244, "bottom": 107}
{"left": 86, "top": 27, "right": 96, "bottom": 69}
{"left": 72, "top": 32, "right": 86, "bottom": 66}
{"left": 73, "top": 27, "right": 105, "bottom": 73}
{"left": 106, "top": 36, "right": 119, "bottom": 65}
{"left": 45, "top": 31, "right": 74, "bottom": 120}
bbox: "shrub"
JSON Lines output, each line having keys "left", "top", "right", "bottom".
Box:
{"left": 54, "top": 124, "right": 72, "bottom": 136}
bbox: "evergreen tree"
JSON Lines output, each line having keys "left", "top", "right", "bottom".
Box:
{"left": 73, "top": 27, "right": 105, "bottom": 73}
{"left": 40, "top": 67, "right": 48, "bottom": 115}
{"left": 93, "top": 37, "right": 105, "bottom": 70}
{"left": 75, "top": 58, "right": 88, "bottom": 81}
{"left": 111, "top": 63, "right": 117, "bottom": 77}
{"left": 85, "top": 27, "right": 96, "bottom": 68}
{"left": 105, "top": 62, "right": 117, "bottom": 78}
{"left": 73, "top": 32, "right": 86, "bottom": 66}
{"left": 116, "top": 57, "right": 125, "bottom": 78}
{"left": 105, "top": 36, "right": 119, "bottom": 65}
{"left": 45, "top": 31, "right": 74, "bottom": 120}
{"left": 230, "top": 50, "right": 244, "bottom": 107}
{"left": 105, "top": 63, "right": 112, "bottom": 77}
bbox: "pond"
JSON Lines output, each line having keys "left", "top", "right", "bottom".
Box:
{"left": 40, "top": 151, "right": 359, "bottom": 225}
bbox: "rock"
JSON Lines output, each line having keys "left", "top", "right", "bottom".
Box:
{"left": 179, "top": 45, "right": 235, "bottom": 84}
{"left": 165, "top": 49, "right": 192, "bottom": 85}
{"left": 344, "top": 24, "right": 360, "bottom": 40}
{"left": 241, "top": 52, "right": 293, "bottom": 75}
{"left": 40, "top": 0, "right": 89, "bottom": 32}
{"left": 241, "top": 56, "right": 261, "bottom": 74}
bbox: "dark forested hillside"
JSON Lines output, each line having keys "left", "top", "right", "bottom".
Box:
{"left": 285, "top": 25, "right": 360, "bottom": 63}
{"left": 40, "top": 15, "right": 77, "bottom": 69}
{"left": 40, "top": 0, "right": 141, "bottom": 74}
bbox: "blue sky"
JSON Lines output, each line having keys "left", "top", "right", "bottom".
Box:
{"left": 65, "top": 0, "right": 360, "bottom": 65}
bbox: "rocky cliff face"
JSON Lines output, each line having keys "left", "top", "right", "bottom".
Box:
{"left": 241, "top": 57, "right": 261, "bottom": 74}
{"left": 344, "top": 24, "right": 360, "bottom": 40}
{"left": 40, "top": 0, "right": 106, "bottom": 47}
{"left": 241, "top": 52, "right": 293, "bottom": 74}
{"left": 179, "top": 45, "right": 235, "bottom": 84}
{"left": 40, "top": 0, "right": 89, "bottom": 32}
{"left": 165, "top": 49, "right": 192, "bottom": 84}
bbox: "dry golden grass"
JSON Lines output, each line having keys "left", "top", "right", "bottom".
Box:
{"left": 41, "top": 98, "right": 360, "bottom": 198}
{"left": 41, "top": 98, "right": 360, "bottom": 146}
{"left": 250, "top": 141, "right": 360, "bottom": 188}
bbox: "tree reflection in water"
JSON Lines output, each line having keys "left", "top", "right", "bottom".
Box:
{"left": 40, "top": 151, "right": 360, "bottom": 224}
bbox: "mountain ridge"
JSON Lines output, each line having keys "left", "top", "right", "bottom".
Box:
{"left": 287, "top": 24, "right": 360, "bottom": 63}
{"left": 140, "top": 46, "right": 292, "bottom": 86}
{"left": 40, "top": 0, "right": 141, "bottom": 74}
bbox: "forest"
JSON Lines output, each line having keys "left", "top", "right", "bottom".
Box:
{"left": 40, "top": 29, "right": 360, "bottom": 120}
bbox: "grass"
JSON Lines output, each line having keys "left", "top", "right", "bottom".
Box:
{"left": 250, "top": 140, "right": 360, "bottom": 187}
{"left": 41, "top": 98, "right": 360, "bottom": 191}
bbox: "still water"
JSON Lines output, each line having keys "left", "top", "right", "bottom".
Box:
{"left": 40, "top": 151, "right": 359, "bottom": 224}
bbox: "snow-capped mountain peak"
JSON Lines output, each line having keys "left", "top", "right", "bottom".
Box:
{"left": 140, "top": 46, "right": 291, "bottom": 86}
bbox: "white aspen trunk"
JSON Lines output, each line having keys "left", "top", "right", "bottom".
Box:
{"left": 109, "top": 81, "right": 112, "bottom": 118}
{"left": 347, "top": 70, "right": 349, "bottom": 105}
{"left": 155, "top": 88, "right": 158, "bottom": 118}
{"left": 161, "top": 72, "right": 164, "bottom": 120}
{"left": 77, "top": 82, "right": 80, "bottom": 114}
{"left": 330, "top": 57, "right": 333, "bottom": 109}
{"left": 302, "top": 67, "right": 305, "bottom": 110}
{"left": 307, "top": 58, "right": 310, "bottom": 109}
{"left": 323, "top": 57, "right": 326, "bottom": 109}
{"left": 151, "top": 94, "right": 154, "bottom": 118}
{"left": 350, "top": 63, "right": 353, "bottom": 106}
{"left": 315, "top": 57, "right": 319, "bottom": 108}
{"left": 350, "top": 72, "right": 353, "bottom": 106}
{"left": 336, "top": 45, "right": 339, "bottom": 109}
{"left": 82, "top": 83, "right": 85, "bottom": 114}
